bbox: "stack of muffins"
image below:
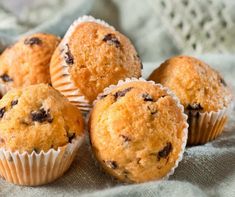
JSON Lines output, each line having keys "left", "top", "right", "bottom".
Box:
{"left": 0, "top": 15, "right": 232, "bottom": 186}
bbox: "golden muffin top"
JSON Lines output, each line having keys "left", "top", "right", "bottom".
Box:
{"left": 0, "top": 84, "right": 84, "bottom": 153}
{"left": 89, "top": 80, "right": 187, "bottom": 183}
{"left": 149, "top": 56, "right": 232, "bottom": 112}
{"left": 0, "top": 33, "right": 60, "bottom": 92}
{"left": 50, "top": 20, "right": 142, "bottom": 103}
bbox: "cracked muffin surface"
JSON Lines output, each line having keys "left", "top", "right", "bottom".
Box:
{"left": 0, "top": 84, "right": 84, "bottom": 153}
{"left": 89, "top": 81, "right": 187, "bottom": 183}
{"left": 148, "top": 56, "right": 232, "bottom": 112}
{"left": 0, "top": 33, "right": 60, "bottom": 94}
{"left": 50, "top": 21, "right": 142, "bottom": 103}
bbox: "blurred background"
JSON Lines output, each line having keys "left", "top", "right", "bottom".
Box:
{"left": 0, "top": 0, "right": 234, "bottom": 81}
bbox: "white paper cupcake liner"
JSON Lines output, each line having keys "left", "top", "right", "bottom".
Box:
{"left": 50, "top": 16, "right": 116, "bottom": 114}
{"left": 89, "top": 78, "right": 188, "bottom": 182}
{"left": 186, "top": 102, "right": 233, "bottom": 145}
{"left": 0, "top": 135, "right": 84, "bottom": 186}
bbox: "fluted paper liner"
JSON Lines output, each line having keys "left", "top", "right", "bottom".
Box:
{"left": 90, "top": 78, "right": 188, "bottom": 182}
{"left": 186, "top": 102, "right": 233, "bottom": 145}
{"left": 0, "top": 136, "right": 84, "bottom": 186}
{"left": 50, "top": 16, "right": 116, "bottom": 114}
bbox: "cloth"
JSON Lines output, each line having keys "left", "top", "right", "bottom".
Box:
{"left": 0, "top": 1, "right": 234, "bottom": 197}
{"left": 90, "top": 0, "right": 235, "bottom": 62}
{"left": 0, "top": 0, "right": 94, "bottom": 51}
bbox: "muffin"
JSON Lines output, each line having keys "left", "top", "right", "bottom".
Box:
{"left": 148, "top": 56, "right": 232, "bottom": 145}
{"left": 89, "top": 79, "right": 188, "bottom": 183}
{"left": 0, "top": 84, "right": 84, "bottom": 186}
{"left": 50, "top": 15, "right": 142, "bottom": 113}
{"left": 0, "top": 33, "right": 60, "bottom": 95}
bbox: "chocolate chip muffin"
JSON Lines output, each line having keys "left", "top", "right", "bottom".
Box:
{"left": 50, "top": 15, "right": 142, "bottom": 113}
{"left": 148, "top": 56, "right": 232, "bottom": 145}
{"left": 89, "top": 79, "right": 188, "bottom": 183}
{"left": 0, "top": 83, "right": 84, "bottom": 153}
{"left": 0, "top": 33, "right": 60, "bottom": 95}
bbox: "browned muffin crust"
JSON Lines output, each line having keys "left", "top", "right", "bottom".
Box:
{"left": 89, "top": 81, "right": 187, "bottom": 183}
{"left": 149, "top": 56, "right": 232, "bottom": 112}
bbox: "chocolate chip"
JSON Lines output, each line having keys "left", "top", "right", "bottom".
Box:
{"left": 67, "top": 132, "right": 75, "bottom": 143}
{"left": 31, "top": 108, "right": 53, "bottom": 123}
{"left": 136, "top": 158, "right": 141, "bottom": 164}
{"left": 64, "top": 44, "right": 74, "bottom": 65}
{"left": 220, "top": 77, "right": 227, "bottom": 86}
{"left": 24, "top": 37, "right": 42, "bottom": 46}
{"left": 0, "top": 74, "right": 13, "bottom": 82}
{"left": 7, "top": 155, "right": 13, "bottom": 162}
{"left": 0, "top": 137, "right": 5, "bottom": 144}
{"left": 106, "top": 160, "right": 118, "bottom": 169}
{"left": 11, "top": 100, "right": 18, "bottom": 107}
{"left": 114, "top": 87, "right": 133, "bottom": 100}
{"left": 158, "top": 142, "right": 172, "bottom": 159}
{"left": 103, "top": 34, "right": 121, "bottom": 48}
{"left": 120, "top": 135, "right": 131, "bottom": 142}
{"left": 0, "top": 107, "right": 6, "bottom": 118}
{"left": 33, "top": 148, "right": 40, "bottom": 154}
{"left": 142, "top": 93, "right": 153, "bottom": 101}
{"left": 100, "top": 94, "right": 108, "bottom": 99}
{"left": 186, "top": 103, "right": 203, "bottom": 110}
